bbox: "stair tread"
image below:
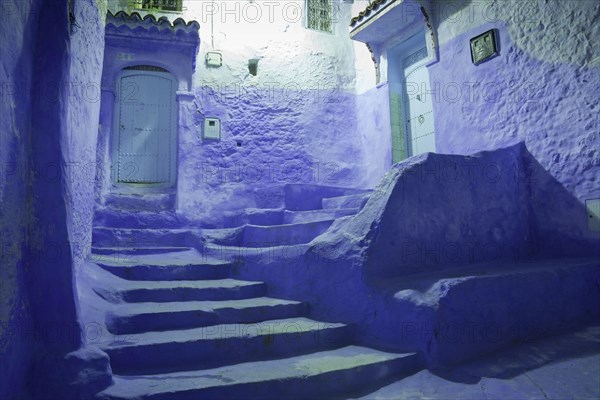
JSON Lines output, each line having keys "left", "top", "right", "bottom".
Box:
{"left": 114, "top": 278, "right": 263, "bottom": 291}
{"left": 205, "top": 220, "right": 335, "bottom": 232}
{"left": 109, "top": 297, "right": 302, "bottom": 316}
{"left": 92, "top": 246, "right": 192, "bottom": 253}
{"left": 99, "top": 346, "right": 416, "bottom": 399}
{"left": 321, "top": 192, "right": 371, "bottom": 209}
{"left": 203, "top": 243, "right": 311, "bottom": 251}
{"left": 92, "top": 253, "right": 229, "bottom": 267}
{"left": 98, "top": 317, "right": 346, "bottom": 349}
{"left": 245, "top": 220, "right": 334, "bottom": 228}
{"left": 285, "top": 208, "right": 359, "bottom": 214}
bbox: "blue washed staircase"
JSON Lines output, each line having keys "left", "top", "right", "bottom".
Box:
{"left": 90, "top": 186, "right": 420, "bottom": 399}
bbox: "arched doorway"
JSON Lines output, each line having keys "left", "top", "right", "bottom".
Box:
{"left": 112, "top": 66, "right": 178, "bottom": 186}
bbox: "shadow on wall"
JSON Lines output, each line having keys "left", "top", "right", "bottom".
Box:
{"left": 361, "top": 141, "right": 598, "bottom": 279}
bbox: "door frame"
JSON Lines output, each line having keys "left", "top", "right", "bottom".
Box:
{"left": 401, "top": 45, "right": 435, "bottom": 158}
{"left": 111, "top": 68, "right": 178, "bottom": 190}
{"left": 388, "top": 30, "right": 435, "bottom": 162}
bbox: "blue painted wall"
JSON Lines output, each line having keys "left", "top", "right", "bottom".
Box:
{"left": 430, "top": 20, "right": 599, "bottom": 204}
{"left": 0, "top": 0, "right": 109, "bottom": 397}
{"left": 0, "top": 0, "right": 40, "bottom": 397}
{"left": 177, "top": 86, "right": 362, "bottom": 226}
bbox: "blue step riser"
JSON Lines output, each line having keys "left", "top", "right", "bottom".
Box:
{"left": 321, "top": 194, "right": 369, "bottom": 209}
{"left": 254, "top": 185, "right": 369, "bottom": 211}
{"left": 92, "top": 229, "right": 194, "bottom": 248}
{"left": 105, "top": 195, "right": 175, "bottom": 211}
{"left": 94, "top": 212, "right": 184, "bottom": 229}
{"left": 98, "top": 264, "right": 232, "bottom": 281}
{"left": 206, "top": 221, "right": 333, "bottom": 248}
{"left": 241, "top": 221, "right": 333, "bottom": 247}
{"left": 200, "top": 246, "right": 307, "bottom": 264}
{"left": 223, "top": 210, "right": 284, "bottom": 228}
{"left": 106, "top": 327, "right": 352, "bottom": 375}
{"left": 106, "top": 303, "right": 307, "bottom": 335}
{"left": 241, "top": 221, "right": 331, "bottom": 247}
{"left": 119, "top": 284, "right": 267, "bottom": 303}
{"left": 107, "top": 310, "right": 217, "bottom": 335}
{"left": 247, "top": 211, "right": 284, "bottom": 226}
{"left": 282, "top": 209, "right": 358, "bottom": 224}
{"left": 117, "top": 355, "right": 421, "bottom": 400}
{"left": 92, "top": 247, "right": 191, "bottom": 256}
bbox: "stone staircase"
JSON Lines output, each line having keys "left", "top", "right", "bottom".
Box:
{"left": 90, "top": 187, "right": 420, "bottom": 399}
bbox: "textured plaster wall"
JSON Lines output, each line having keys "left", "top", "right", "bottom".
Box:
{"left": 0, "top": 0, "right": 40, "bottom": 397}
{"left": 1, "top": 0, "right": 110, "bottom": 397}
{"left": 351, "top": 0, "right": 599, "bottom": 203}
{"left": 104, "top": 1, "right": 374, "bottom": 224}
{"left": 429, "top": 0, "right": 600, "bottom": 203}
{"left": 354, "top": 83, "right": 393, "bottom": 186}
{"left": 180, "top": 0, "right": 367, "bottom": 219}
{"left": 66, "top": 0, "right": 107, "bottom": 270}
{"left": 62, "top": 1, "right": 113, "bottom": 396}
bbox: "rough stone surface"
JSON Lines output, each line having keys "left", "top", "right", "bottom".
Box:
{"left": 430, "top": 18, "right": 599, "bottom": 203}
{"left": 2, "top": 0, "right": 599, "bottom": 398}
{"left": 358, "top": 326, "right": 600, "bottom": 400}
{"left": 233, "top": 143, "right": 599, "bottom": 367}
{"left": 1, "top": 0, "right": 110, "bottom": 398}
{"left": 0, "top": 1, "right": 40, "bottom": 398}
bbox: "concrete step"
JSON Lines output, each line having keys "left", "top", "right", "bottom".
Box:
{"left": 98, "top": 317, "right": 353, "bottom": 375}
{"left": 104, "top": 192, "right": 175, "bottom": 212}
{"left": 282, "top": 208, "right": 359, "bottom": 224}
{"left": 92, "top": 227, "right": 196, "bottom": 248}
{"left": 96, "top": 346, "right": 420, "bottom": 400}
{"left": 95, "top": 278, "right": 267, "bottom": 303}
{"left": 91, "top": 246, "right": 193, "bottom": 256}
{"left": 255, "top": 184, "right": 371, "bottom": 210}
{"left": 223, "top": 208, "right": 284, "bottom": 227}
{"left": 386, "top": 257, "right": 600, "bottom": 366}
{"left": 242, "top": 220, "right": 333, "bottom": 246}
{"left": 93, "top": 208, "right": 189, "bottom": 229}
{"left": 204, "top": 220, "right": 334, "bottom": 247}
{"left": 106, "top": 297, "right": 306, "bottom": 335}
{"left": 201, "top": 243, "right": 311, "bottom": 264}
{"left": 94, "top": 258, "right": 233, "bottom": 281}
{"left": 321, "top": 192, "right": 371, "bottom": 209}
{"left": 224, "top": 207, "right": 358, "bottom": 227}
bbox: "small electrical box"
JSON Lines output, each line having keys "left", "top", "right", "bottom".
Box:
{"left": 586, "top": 199, "right": 600, "bottom": 232}
{"left": 203, "top": 117, "right": 221, "bottom": 140}
{"left": 205, "top": 51, "right": 223, "bottom": 68}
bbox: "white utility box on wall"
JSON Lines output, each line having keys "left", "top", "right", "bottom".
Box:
{"left": 203, "top": 117, "right": 221, "bottom": 140}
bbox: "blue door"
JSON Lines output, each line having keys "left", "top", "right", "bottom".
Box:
{"left": 402, "top": 46, "right": 435, "bottom": 157}
{"left": 114, "top": 70, "right": 177, "bottom": 185}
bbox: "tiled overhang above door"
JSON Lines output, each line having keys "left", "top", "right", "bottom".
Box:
{"left": 350, "top": 0, "right": 428, "bottom": 44}
{"left": 349, "top": 0, "right": 438, "bottom": 83}
{"left": 104, "top": 11, "right": 200, "bottom": 91}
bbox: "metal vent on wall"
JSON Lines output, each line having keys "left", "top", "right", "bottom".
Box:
{"left": 124, "top": 65, "right": 169, "bottom": 73}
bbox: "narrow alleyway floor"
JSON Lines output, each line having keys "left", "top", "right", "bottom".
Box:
{"left": 358, "top": 325, "right": 600, "bottom": 400}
